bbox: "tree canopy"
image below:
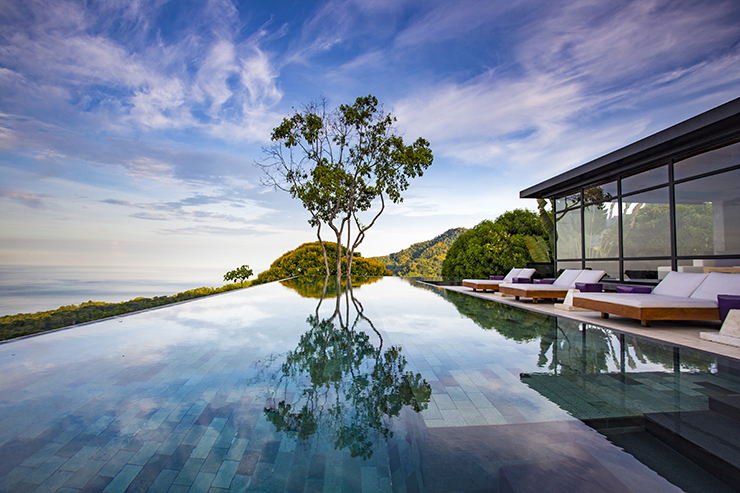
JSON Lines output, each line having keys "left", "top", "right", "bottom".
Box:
{"left": 259, "top": 95, "right": 433, "bottom": 280}
{"left": 373, "top": 227, "right": 467, "bottom": 276}
{"left": 251, "top": 242, "right": 391, "bottom": 286}
{"left": 223, "top": 265, "right": 253, "bottom": 285}
{"left": 441, "top": 209, "right": 546, "bottom": 278}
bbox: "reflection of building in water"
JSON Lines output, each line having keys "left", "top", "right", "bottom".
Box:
{"left": 521, "top": 98, "right": 740, "bottom": 283}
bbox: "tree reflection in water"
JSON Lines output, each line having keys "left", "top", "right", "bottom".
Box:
{"left": 263, "top": 277, "right": 431, "bottom": 459}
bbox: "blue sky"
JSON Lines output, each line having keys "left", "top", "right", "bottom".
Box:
{"left": 2, "top": 0, "right": 740, "bottom": 280}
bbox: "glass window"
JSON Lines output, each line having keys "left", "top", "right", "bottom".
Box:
{"left": 556, "top": 261, "right": 582, "bottom": 274}
{"left": 555, "top": 192, "right": 581, "bottom": 212}
{"left": 622, "top": 187, "right": 670, "bottom": 258}
{"left": 585, "top": 260, "right": 619, "bottom": 280}
{"left": 556, "top": 209, "right": 582, "bottom": 260}
{"left": 623, "top": 260, "right": 670, "bottom": 283}
{"left": 621, "top": 165, "right": 668, "bottom": 195}
{"left": 584, "top": 181, "right": 617, "bottom": 204}
{"left": 674, "top": 141, "right": 740, "bottom": 181}
{"left": 584, "top": 201, "right": 620, "bottom": 259}
{"left": 675, "top": 167, "right": 740, "bottom": 256}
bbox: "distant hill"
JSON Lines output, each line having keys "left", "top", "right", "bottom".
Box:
{"left": 372, "top": 227, "right": 467, "bottom": 276}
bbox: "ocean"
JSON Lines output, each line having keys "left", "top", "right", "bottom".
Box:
{"left": 0, "top": 265, "right": 227, "bottom": 316}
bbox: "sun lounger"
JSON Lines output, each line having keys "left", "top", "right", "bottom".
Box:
{"left": 499, "top": 269, "right": 606, "bottom": 303}
{"left": 462, "top": 268, "right": 536, "bottom": 292}
{"left": 573, "top": 271, "right": 740, "bottom": 327}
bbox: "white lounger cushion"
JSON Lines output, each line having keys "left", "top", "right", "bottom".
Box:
{"left": 573, "top": 292, "right": 718, "bottom": 309}
{"left": 689, "top": 272, "right": 740, "bottom": 301}
{"left": 517, "top": 268, "right": 536, "bottom": 280}
{"left": 463, "top": 268, "right": 537, "bottom": 286}
{"left": 651, "top": 271, "right": 708, "bottom": 298}
{"left": 571, "top": 270, "right": 606, "bottom": 287}
{"left": 552, "top": 269, "right": 583, "bottom": 288}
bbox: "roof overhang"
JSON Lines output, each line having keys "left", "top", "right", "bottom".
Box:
{"left": 520, "top": 97, "right": 740, "bottom": 199}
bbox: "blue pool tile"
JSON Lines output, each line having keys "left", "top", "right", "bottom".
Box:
{"left": 172, "top": 458, "right": 204, "bottom": 486}
{"left": 190, "top": 434, "right": 218, "bottom": 459}
{"left": 60, "top": 459, "right": 106, "bottom": 488}
{"left": 149, "top": 468, "right": 179, "bottom": 493}
{"left": 0, "top": 465, "right": 34, "bottom": 491}
{"left": 157, "top": 432, "right": 187, "bottom": 456}
{"left": 23, "top": 455, "right": 68, "bottom": 484}
{"left": 98, "top": 450, "right": 135, "bottom": 477}
{"left": 211, "top": 459, "right": 239, "bottom": 489}
{"left": 182, "top": 425, "right": 208, "bottom": 447}
{"left": 226, "top": 473, "right": 250, "bottom": 492}
{"left": 19, "top": 441, "right": 64, "bottom": 468}
{"left": 59, "top": 445, "right": 100, "bottom": 472}
{"left": 188, "top": 471, "right": 216, "bottom": 492}
{"left": 102, "top": 463, "right": 142, "bottom": 493}
{"left": 129, "top": 440, "right": 162, "bottom": 465}
{"left": 35, "top": 470, "right": 75, "bottom": 492}
{"left": 202, "top": 447, "right": 229, "bottom": 473}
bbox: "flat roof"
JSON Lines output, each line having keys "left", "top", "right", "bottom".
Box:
{"left": 521, "top": 97, "right": 740, "bottom": 199}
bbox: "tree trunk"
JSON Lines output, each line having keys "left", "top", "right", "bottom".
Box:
{"left": 316, "top": 222, "right": 330, "bottom": 277}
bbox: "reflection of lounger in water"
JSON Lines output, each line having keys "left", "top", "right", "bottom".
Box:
{"left": 499, "top": 269, "right": 606, "bottom": 303}
{"left": 462, "top": 268, "right": 536, "bottom": 292}
{"left": 574, "top": 271, "right": 740, "bottom": 327}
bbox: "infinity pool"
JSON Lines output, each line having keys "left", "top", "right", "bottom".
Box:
{"left": 0, "top": 277, "right": 738, "bottom": 492}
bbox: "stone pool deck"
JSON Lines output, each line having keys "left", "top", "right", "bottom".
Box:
{"left": 440, "top": 284, "right": 740, "bottom": 362}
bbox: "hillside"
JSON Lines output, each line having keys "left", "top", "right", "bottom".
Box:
{"left": 372, "top": 227, "right": 467, "bottom": 276}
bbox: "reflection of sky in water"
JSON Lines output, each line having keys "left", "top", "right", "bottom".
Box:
{"left": 0, "top": 277, "right": 730, "bottom": 492}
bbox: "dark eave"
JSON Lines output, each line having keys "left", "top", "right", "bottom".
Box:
{"left": 520, "top": 97, "right": 740, "bottom": 199}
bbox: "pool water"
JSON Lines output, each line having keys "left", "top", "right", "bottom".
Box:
{"left": 0, "top": 277, "right": 738, "bottom": 492}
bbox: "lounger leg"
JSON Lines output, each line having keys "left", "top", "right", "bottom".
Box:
{"left": 601, "top": 313, "right": 609, "bottom": 319}
{"left": 515, "top": 296, "right": 520, "bottom": 301}
{"left": 641, "top": 320, "right": 651, "bottom": 327}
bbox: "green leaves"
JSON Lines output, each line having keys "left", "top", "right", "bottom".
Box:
{"left": 260, "top": 94, "right": 433, "bottom": 278}
{"left": 223, "top": 265, "right": 253, "bottom": 284}
{"left": 441, "top": 209, "right": 547, "bottom": 278}
{"left": 524, "top": 235, "right": 552, "bottom": 263}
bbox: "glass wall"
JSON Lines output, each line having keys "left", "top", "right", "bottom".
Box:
{"left": 551, "top": 141, "right": 740, "bottom": 281}
{"left": 675, "top": 167, "right": 740, "bottom": 256}
{"left": 584, "top": 201, "right": 619, "bottom": 258}
{"left": 622, "top": 187, "right": 671, "bottom": 258}
{"left": 555, "top": 209, "right": 581, "bottom": 260}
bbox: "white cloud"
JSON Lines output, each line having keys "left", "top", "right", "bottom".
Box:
{"left": 0, "top": 0, "right": 284, "bottom": 142}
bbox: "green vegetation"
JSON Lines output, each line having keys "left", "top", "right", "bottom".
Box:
{"left": 525, "top": 198, "right": 554, "bottom": 262}
{"left": 372, "top": 227, "right": 467, "bottom": 276}
{"left": 259, "top": 94, "right": 433, "bottom": 279}
{"left": 0, "top": 283, "right": 247, "bottom": 342}
{"left": 223, "top": 264, "right": 253, "bottom": 285}
{"left": 441, "top": 209, "right": 546, "bottom": 278}
{"left": 251, "top": 241, "right": 392, "bottom": 285}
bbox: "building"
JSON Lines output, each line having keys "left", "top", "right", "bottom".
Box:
{"left": 521, "top": 98, "right": 740, "bottom": 283}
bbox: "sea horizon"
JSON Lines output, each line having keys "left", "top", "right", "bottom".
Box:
{"left": 0, "top": 264, "right": 227, "bottom": 317}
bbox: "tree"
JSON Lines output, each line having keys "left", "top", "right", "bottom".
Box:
{"left": 441, "top": 209, "right": 546, "bottom": 278}
{"left": 251, "top": 242, "right": 391, "bottom": 286}
{"left": 223, "top": 265, "right": 253, "bottom": 285}
{"left": 258, "top": 95, "right": 433, "bottom": 281}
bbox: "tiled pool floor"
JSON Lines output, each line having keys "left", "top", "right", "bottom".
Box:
{"left": 1, "top": 278, "right": 738, "bottom": 492}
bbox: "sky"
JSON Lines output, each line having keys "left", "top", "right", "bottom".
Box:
{"left": 2, "top": 0, "right": 740, "bottom": 282}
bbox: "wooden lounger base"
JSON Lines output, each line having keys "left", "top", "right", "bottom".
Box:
{"left": 499, "top": 286, "right": 569, "bottom": 303}
{"left": 462, "top": 281, "right": 501, "bottom": 292}
{"left": 573, "top": 298, "right": 720, "bottom": 327}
